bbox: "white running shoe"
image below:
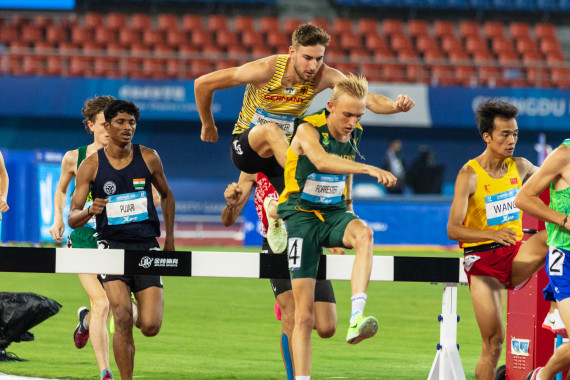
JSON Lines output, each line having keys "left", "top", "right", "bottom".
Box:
{"left": 552, "top": 309, "right": 568, "bottom": 338}
{"left": 264, "top": 196, "right": 287, "bottom": 254}
{"left": 542, "top": 312, "right": 556, "bottom": 332}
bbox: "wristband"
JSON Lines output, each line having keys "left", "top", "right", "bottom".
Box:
{"left": 87, "top": 206, "right": 92, "bottom": 216}
{"left": 563, "top": 215, "right": 568, "bottom": 228}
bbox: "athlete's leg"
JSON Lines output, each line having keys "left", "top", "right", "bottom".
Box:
{"left": 134, "top": 286, "right": 164, "bottom": 337}
{"left": 314, "top": 301, "right": 336, "bottom": 338}
{"left": 276, "top": 290, "right": 295, "bottom": 379}
{"left": 342, "top": 219, "right": 374, "bottom": 296}
{"left": 247, "top": 123, "right": 289, "bottom": 168}
{"left": 533, "top": 297, "right": 570, "bottom": 379}
{"left": 511, "top": 229, "right": 548, "bottom": 287}
{"left": 79, "top": 274, "right": 111, "bottom": 373}
{"left": 104, "top": 280, "right": 135, "bottom": 380}
{"left": 290, "top": 277, "right": 316, "bottom": 377}
{"left": 469, "top": 275, "right": 505, "bottom": 380}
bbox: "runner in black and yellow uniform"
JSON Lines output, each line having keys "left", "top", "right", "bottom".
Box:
{"left": 49, "top": 96, "right": 116, "bottom": 380}
{"left": 277, "top": 74, "right": 398, "bottom": 378}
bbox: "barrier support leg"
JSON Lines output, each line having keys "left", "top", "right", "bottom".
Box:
{"left": 427, "top": 283, "right": 466, "bottom": 380}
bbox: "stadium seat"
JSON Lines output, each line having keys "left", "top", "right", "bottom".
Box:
{"left": 215, "top": 29, "right": 238, "bottom": 49}
{"left": 334, "top": 63, "right": 359, "bottom": 76}
{"left": 383, "top": 64, "right": 407, "bottom": 83}
{"left": 20, "top": 26, "right": 43, "bottom": 44}
{"left": 84, "top": 12, "right": 104, "bottom": 30}
{"left": 491, "top": 38, "right": 516, "bottom": 56}
{"left": 259, "top": 16, "right": 279, "bottom": 35}
{"left": 479, "top": 66, "right": 503, "bottom": 87}
{"left": 546, "top": 52, "right": 566, "bottom": 67}
{"left": 179, "top": 45, "right": 200, "bottom": 57}
{"left": 483, "top": 21, "right": 505, "bottom": 39}
{"left": 157, "top": 14, "right": 179, "bottom": 31}
{"left": 9, "top": 41, "right": 30, "bottom": 54}
{"left": 34, "top": 42, "right": 56, "bottom": 54}
{"left": 45, "top": 26, "right": 67, "bottom": 45}
{"left": 283, "top": 18, "right": 303, "bottom": 35}
{"left": 310, "top": 18, "right": 329, "bottom": 31}
{"left": 45, "top": 56, "right": 63, "bottom": 76}
{"left": 472, "top": 50, "right": 495, "bottom": 64}
{"left": 266, "top": 32, "right": 289, "bottom": 51}
{"left": 106, "top": 43, "right": 127, "bottom": 57}
{"left": 118, "top": 29, "right": 141, "bottom": 46}
{"left": 153, "top": 45, "right": 176, "bottom": 58}
{"left": 455, "top": 65, "right": 477, "bottom": 86}
{"left": 416, "top": 35, "right": 438, "bottom": 54}
{"left": 182, "top": 14, "right": 203, "bottom": 32}
{"left": 527, "top": 67, "right": 552, "bottom": 88}
{"left": 251, "top": 46, "right": 273, "bottom": 58}
{"left": 448, "top": 50, "right": 470, "bottom": 63}
{"left": 21, "top": 55, "right": 44, "bottom": 76}
{"left": 390, "top": 34, "right": 413, "bottom": 51}
{"left": 189, "top": 59, "right": 214, "bottom": 78}
{"left": 539, "top": 38, "right": 563, "bottom": 56}
{"left": 406, "top": 64, "right": 430, "bottom": 84}
{"left": 407, "top": 20, "right": 429, "bottom": 38}
{"left": 165, "top": 58, "right": 182, "bottom": 78}
{"left": 433, "top": 20, "right": 455, "bottom": 39}
{"left": 233, "top": 16, "right": 255, "bottom": 34}
{"left": 465, "top": 37, "right": 489, "bottom": 54}
{"left": 10, "top": 14, "right": 30, "bottom": 28}
{"left": 552, "top": 68, "right": 570, "bottom": 88}
{"left": 398, "top": 49, "right": 419, "bottom": 62}
{"left": 94, "top": 28, "right": 116, "bottom": 46}
{"left": 93, "top": 57, "right": 120, "bottom": 78}
{"left": 382, "top": 19, "right": 404, "bottom": 36}
{"left": 131, "top": 13, "right": 152, "bottom": 31}
{"left": 71, "top": 27, "right": 93, "bottom": 45}
{"left": 190, "top": 29, "right": 213, "bottom": 49}
{"left": 130, "top": 44, "right": 151, "bottom": 57}
{"left": 365, "top": 34, "right": 388, "bottom": 51}
{"left": 32, "top": 15, "right": 53, "bottom": 29}
{"left": 68, "top": 56, "right": 93, "bottom": 77}
{"left": 0, "top": 26, "right": 19, "bottom": 44}
{"left": 509, "top": 22, "right": 530, "bottom": 40}
{"left": 241, "top": 29, "right": 264, "bottom": 50}
{"left": 7, "top": 54, "right": 24, "bottom": 76}
{"left": 333, "top": 18, "right": 354, "bottom": 36}
{"left": 142, "top": 58, "right": 168, "bottom": 80}
{"left": 340, "top": 34, "right": 362, "bottom": 50}
{"left": 166, "top": 30, "right": 186, "bottom": 48}
{"left": 58, "top": 42, "right": 80, "bottom": 55}
{"left": 227, "top": 46, "right": 248, "bottom": 63}
{"left": 459, "top": 21, "right": 480, "bottom": 39}
{"left": 516, "top": 38, "right": 539, "bottom": 56}
{"left": 373, "top": 49, "right": 396, "bottom": 61}
{"left": 357, "top": 18, "right": 378, "bottom": 36}
{"left": 106, "top": 13, "right": 127, "bottom": 31}
{"left": 82, "top": 42, "right": 104, "bottom": 55}
{"left": 431, "top": 65, "right": 455, "bottom": 86}
{"left": 360, "top": 63, "right": 382, "bottom": 82}
{"left": 440, "top": 35, "right": 464, "bottom": 54}
{"left": 423, "top": 48, "right": 446, "bottom": 64}
{"left": 208, "top": 15, "right": 229, "bottom": 31}
{"left": 350, "top": 50, "right": 371, "bottom": 63}
{"left": 535, "top": 23, "right": 556, "bottom": 40}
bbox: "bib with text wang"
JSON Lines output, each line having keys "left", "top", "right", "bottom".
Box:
{"left": 249, "top": 108, "right": 296, "bottom": 136}
{"left": 485, "top": 188, "right": 520, "bottom": 226}
{"left": 301, "top": 174, "right": 347, "bottom": 205}
{"left": 106, "top": 191, "right": 149, "bottom": 226}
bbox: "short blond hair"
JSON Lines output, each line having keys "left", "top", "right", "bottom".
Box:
{"left": 292, "top": 23, "right": 330, "bottom": 49}
{"left": 330, "top": 73, "right": 368, "bottom": 103}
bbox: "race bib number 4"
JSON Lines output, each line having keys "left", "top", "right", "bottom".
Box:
{"left": 106, "top": 191, "right": 149, "bottom": 226}
{"left": 484, "top": 188, "right": 520, "bottom": 226}
{"left": 288, "top": 238, "right": 303, "bottom": 270}
{"left": 249, "top": 109, "right": 296, "bottom": 136}
{"left": 302, "top": 173, "right": 347, "bottom": 205}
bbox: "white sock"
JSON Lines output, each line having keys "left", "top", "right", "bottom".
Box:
{"left": 350, "top": 293, "right": 367, "bottom": 323}
{"left": 536, "top": 369, "right": 543, "bottom": 380}
{"left": 295, "top": 377, "right": 310, "bottom": 380}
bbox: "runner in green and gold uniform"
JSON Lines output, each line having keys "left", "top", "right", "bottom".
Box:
{"left": 277, "top": 74, "right": 398, "bottom": 378}
{"left": 517, "top": 138, "right": 570, "bottom": 380}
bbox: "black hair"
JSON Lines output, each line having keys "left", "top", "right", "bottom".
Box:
{"left": 475, "top": 99, "right": 518, "bottom": 137}
{"left": 103, "top": 100, "right": 140, "bottom": 123}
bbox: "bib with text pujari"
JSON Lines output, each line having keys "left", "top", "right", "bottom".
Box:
{"left": 106, "top": 191, "right": 149, "bottom": 226}
{"left": 462, "top": 158, "right": 523, "bottom": 248}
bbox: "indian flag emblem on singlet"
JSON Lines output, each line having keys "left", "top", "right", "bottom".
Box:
{"left": 133, "top": 178, "right": 145, "bottom": 189}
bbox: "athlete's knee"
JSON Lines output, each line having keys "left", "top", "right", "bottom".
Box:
{"left": 482, "top": 333, "right": 504, "bottom": 360}
{"left": 140, "top": 321, "right": 161, "bottom": 337}
{"left": 280, "top": 307, "right": 295, "bottom": 334}
{"left": 90, "top": 296, "right": 110, "bottom": 320}
{"left": 316, "top": 322, "right": 336, "bottom": 339}
{"left": 295, "top": 310, "right": 315, "bottom": 333}
{"left": 112, "top": 306, "right": 133, "bottom": 335}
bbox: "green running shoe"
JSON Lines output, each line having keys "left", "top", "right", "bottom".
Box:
{"left": 264, "top": 196, "right": 287, "bottom": 254}
{"left": 346, "top": 315, "right": 378, "bottom": 344}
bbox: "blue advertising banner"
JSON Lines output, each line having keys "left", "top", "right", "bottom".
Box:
{"left": 428, "top": 87, "right": 570, "bottom": 130}
{"left": 37, "top": 151, "right": 69, "bottom": 243}
{"left": 0, "top": 77, "right": 245, "bottom": 122}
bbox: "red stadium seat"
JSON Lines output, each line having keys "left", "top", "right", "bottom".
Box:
{"left": 509, "top": 22, "right": 530, "bottom": 40}
{"left": 408, "top": 20, "right": 429, "bottom": 38}
{"left": 234, "top": 16, "right": 254, "bottom": 34}
{"left": 94, "top": 28, "right": 116, "bottom": 46}
{"left": 45, "top": 26, "right": 67, "bottom": 44}
{"left": 479, "top": 66, "right": 503, "bottom": 87}
{"left": 241, "top": 30, "right": 264, "bottom": 50}
{"left": 459, "top": 21, "right": 479, "bottom": 39}
{"left": 390, "top": 34, "right": 413, "bottom": 51}
{"left": 0, "top": 26, "right": 20, "bottom": 44}
{"left": 208, "top": 15, "right": 228, "bottom": 31}
{"left": 45, "top": 56, "right": 63, "bottom": 76}
{"left": 84, "top": 12, "right": 104, "bottom": 30}
{"left": 9, "top": 41, "right": 30, "bottom": 54}
{"left": 472, "top": 50, "right": 495, "bottom": 64}
{"left": 350, "top": 50, "right": 371, "bottom": 63}
{"left": 535, "top": 23, "right": 556, "bottom": 40}
{"left": 433, "top": 21, "right": 455, "bottom": 39}
{"left": 483, "top": 21, "right": 504, "bottom": 39}
{"left": 423, "top": 49, "right": 446, "bottom": 64}
{"left": 131, "top": 13, "right": 152, "bottom": 31}
{"left": 106, "top": 43, "right": 127, "bottom": 56}
{"left": 365, "top": 34, "right": 388, "bottom": 51}
{"left": 58, "top": 42, "right": 80, "bottom": 55}
{"left": 333, "top": 18, "right": 354, "bottom": 36}
{"left": 189, "top": 59, "right": 214, "bottom": 78}
{"left": 431, "top": 65, "right": 455, "bottom": 86}
{"left": 407, "top": 64, "right": 429, "bottom": 84}
{"left": 382, "top": 19, "right": 403, "bottom": 36}
{"left": 539, "top": 38, "right": 563, "bottom": 56}
{"left": 227, "top": 46, "right": 249, "bottom": 63}
{"left": 440, "top": 35, "right": 463, "bottom": 54}
{"left": 516, "top": 38, "right": 539, "bottom": 56}
{"left": 491, "top": 38, "right": 516, "bottom": 56}
{"left": 266, "top": 32, "right": 289, "bottom": 51}
{"left": 165, "top": 58, "right": 182, "bottom": 78}
{"left": 118, "top": 29, "right": 141, "bottom": 46}
{"left": 259, "top": 16, "right": 279, "bottom": 35}
{"left": 340, "top": 34, "right": 362, "bottom": 50}
{"left": 252, "top": 46, "right": 273, "bottom": 58}
{"left": 20, "top": 26, "right": 43, "bottom": 44}
{"left": 32, "top": 15, "right": 53, "bottom": 29}
{"left": 415, "top": 35, "right": 437, "bottom": 54}
{"left": 333, "top": 63, "right": 358, "bottom": 76}
{"left": 68, "top": 56, "right": 93, "bottom": 77}
{"left": 448, "top": 50, "right": 470, "bottom": 64}
{"left": 143, "top": 30, "right": 165, "bottom": 48}
{"left": 106, "top": 13, "right": 127, "bottom": 31}
{"left": 455, "top": 65, "right": 476, "bottom": 86}
{"left": 310, "top": 18, "right": 329, "bottom": 31}
{"left": 166, "top": 30, "right": 186, "bottom": 48}
{"left": 551, "top": 68, "right": 570, "bottom": 88}
{"left": 527, "top": 67, "right": 551, "bottom": 88}
{"left": 154, "top": 45, "right": 176, "bottom": 58}
{"left": 82, "top": 42, "right": 104, "bottom": 55}
{"left": 383, "top": 64, "right": 406, "bottom": 83}
{"left": 21, "top": 55, "right": 44, "bottom": 76}
{"left": 360, "top": 63, "right": 382, "bottom": 81}
{"left": 546, "top": 52, "right": 566, "bottom": 67}
{"left": 93, "top": 57, "right": 120, "bottom": 78}
{"left": 34, "top": 42, "right": 56, "bottom": 54}
{"left": 397, "top": 49, "right": 419, "bottom": 62}
{"left": 465, "top": 37, "right": 488, "bottom": 54}
{"left": 157, "top": 14, "right": 179, "bottom": 32}
{"left": 357, "top": 19, "right": 378, "bottom": 36}
{"left": 142, "top": 58, "right": 168, "bottom": 79}
{"left": 182, "top": 15, "right": 203, "bottom": 32}
{"left": 71, "top": 27, "right": 93, "bottom": 45}
{"left": 283, "top": 18, "right": 303, "bottom": 35}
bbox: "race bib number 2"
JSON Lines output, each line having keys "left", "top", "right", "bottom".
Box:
{"left": 549, "top": 246, "right": 565, "bottom": 276}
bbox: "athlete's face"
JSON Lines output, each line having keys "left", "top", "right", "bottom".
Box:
{"left": 89, "top": 112, "right": 109, "bottom": 146}
{"left": 327, "top": 93, "right": 366, "bottom": 136}
{"left": 484, "top": 117, "right": 518, "bottom": 158}
{"left": 106, "top": 111, "right": 137, "bottom": 146}
{"left": 290, "top": 44, "right": 325, "bottom": 82}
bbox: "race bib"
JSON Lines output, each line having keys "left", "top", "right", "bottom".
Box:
{"left": 301, "top": 173, "right": 346, "bottom": 205}
{"left": 84, "top": 200, "right": 96, "bottom": 229}
{"left": 548, "top": 246, "right": 565, "bottom": 276}
{"left": 249, "top": 109, "right": 296, "bottom": 136}
{"left": 106, "top": 191, "right": 148, "bottom": 226}
{"left": 484, "top": 188, "right": 520, "bottom": 226}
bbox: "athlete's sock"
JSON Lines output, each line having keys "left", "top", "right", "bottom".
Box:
{"left": 282, "top": 333, "right": 293, "bottom": 380}
{"left": 295, "top": 377, "right": 310, "bottom": 380}
{"left": 350, "top": 293, "right": 367, "bottom": 323}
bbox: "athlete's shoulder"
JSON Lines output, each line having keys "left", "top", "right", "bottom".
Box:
{"left": 314, "top": 64, "right": 345, "bottom": 92}
{"left": 301, "top": 108, "right": 328, "bottom": 127}
{"left": 61, "top": 149, "right": 79, "bottom": 169}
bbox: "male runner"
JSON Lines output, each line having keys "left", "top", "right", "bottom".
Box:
{"left": 222, "top": 172, "right": 338, "bottom": 379}
{"left": 447, "top": 99, "right": 547, "bottom": 380}
{"left": 0, "top": 150, "right": 9, "bottom": 239}
{"left": 194, "top": 22, "right": 414, "bottom": 192}
{"left": 277, "top": 74, "right": 397, "bottom": 379}
{"left": 49, "top": 95, "right": 115, "bottom": 380}
{"left": 69, "top": 100, "right": 175, "bottom": 380}
{"left": 515, "top": 138, "right": 570, "bottom": 380}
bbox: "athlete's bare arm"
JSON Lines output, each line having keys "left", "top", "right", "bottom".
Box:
{"left": 292, "top": 122, "right": 397, "bottom": 187}
{"left": 315, "top": 65, "right": 415, "bottom": 114}
{"left": 49, "top": 150, "right": 78, "bottom": 242}
{"left": 447, "top": 165, "right": 517, "bottom": 245}
{"left": 194, "top": 56, "right": 279, "bottom": 143}
{"left": 0, "top": 152, "right": 9, "bottom": 217}
{"left": 515, "top": 145, "right": 570, "bottom": 227}
{"left": 513, "top": 157, "right": 539, "bottom": 181}
{"left": 141, "top": 147, "right": 175, "bottom": 251}
{"left": 68, "top": 155, "right": 106, "bottom": 229}
{"left": 221, "top": 172, "right": 256, "bottom": 227}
